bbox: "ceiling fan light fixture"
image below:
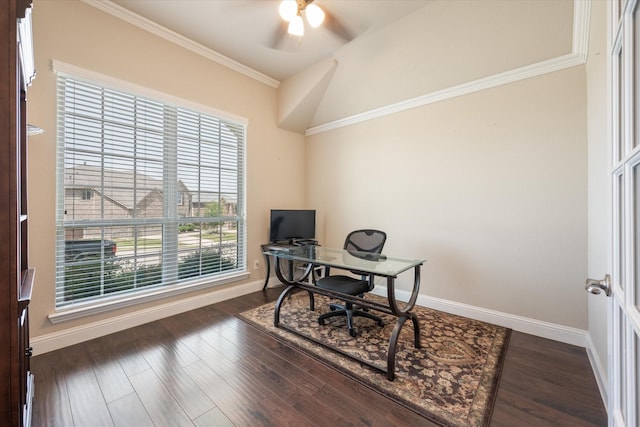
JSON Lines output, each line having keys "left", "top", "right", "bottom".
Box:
{"left": 288, "top": 14, "right": 304, "bottom": 36}
{"left": 305, "top": 3, "right": 325, "bottom": 28}
{"left": 279, "top": 0, "right": 298, "bottom": 22}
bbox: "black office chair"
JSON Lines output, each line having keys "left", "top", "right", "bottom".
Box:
{"left": 315, "top": 229, "right": 386, "bottom": 337}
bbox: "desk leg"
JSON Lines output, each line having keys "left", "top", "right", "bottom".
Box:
{"left": 386, "top": 312, "right": 421, "bottom": 381}
{"left": 262, "top": 251, "right": 271, "bottom": 291}
{"left": 410, "top": 312, "right": 421, "bottom": 349}
{"left": 274, "top": 284, "right": 296, "bottom": 327}
{"left": 387, "top": 316, "right": 408, "bottom": 381}
{"left": 385, "top": 269, "right": 422, "bottom": 381}
{"left": 308, "top": 289, "right": 315, "bottom": 312}
{"left": 273, "top": 257, "right": 316, "bottom": 312}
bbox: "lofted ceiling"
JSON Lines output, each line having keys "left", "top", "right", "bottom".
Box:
{"left": 104, "top": 0, "right": 429, "bottom": 83}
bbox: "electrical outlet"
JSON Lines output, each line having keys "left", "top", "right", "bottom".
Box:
{"left": 253, "top": 260, "right": 260, "bottom": 270}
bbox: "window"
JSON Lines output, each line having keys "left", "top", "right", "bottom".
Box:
{"left": 56, "top": 74, "right": 246, "bottom": 309}
{"left": 81, "top": 189, "right": 92, "bottom": 200}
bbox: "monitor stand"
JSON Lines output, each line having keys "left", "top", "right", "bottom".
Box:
{"left": 291, "top": 239, "right": 318, "bottom": 246}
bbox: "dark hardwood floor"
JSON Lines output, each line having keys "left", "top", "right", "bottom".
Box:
{"left": 31, "top": 288, "right": 607, "bottom": 426}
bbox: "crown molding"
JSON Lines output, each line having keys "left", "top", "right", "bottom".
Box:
{"left": 305, "top": 53, "right": 585, "bottom": 136}
{"left": 306, "top": 0, "right": 591, "bottom": 136}
{"left": 572, "top": 0, "right": 591, "bottom": 63}
{"left": 79, "top": 0, "right": 590, "bottom": 133}
{"left": 80, "top": 0, "right": 280, "bottom": 89}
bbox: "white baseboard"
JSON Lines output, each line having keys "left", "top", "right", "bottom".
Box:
{"left": 371, "top": 287, "right": 588, "bottom": 347}
{"left": 31, "top": 280, "right": 264, "bottom": 355}
{"left": 585, "top": 333, "right": 609, "bottom": 412}
{"left": 33, "top": 281, "right": 591, "bottom": 356}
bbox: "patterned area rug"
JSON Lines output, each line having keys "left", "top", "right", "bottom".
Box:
{"left": 238, "top": 292, "right": 511, "bottom": 427}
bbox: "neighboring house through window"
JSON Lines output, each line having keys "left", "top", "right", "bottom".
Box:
{"left": 55, "top": 71, "right": 246, "bottom": 309}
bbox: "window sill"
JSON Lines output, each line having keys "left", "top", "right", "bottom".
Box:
{"left": 49, "top": 271, "right": 250, "bottom": 324}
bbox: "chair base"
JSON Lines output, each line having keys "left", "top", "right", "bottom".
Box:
{"left": 318, "top": 302, "right": 384, "bottom": 337}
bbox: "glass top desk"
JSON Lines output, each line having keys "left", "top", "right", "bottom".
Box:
{"left": 263, "top": 245, "right": 425, "bottom": 381}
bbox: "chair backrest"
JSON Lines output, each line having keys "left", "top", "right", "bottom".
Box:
{"left": 343, "top": 229, "right": 386, "bottom": 254}
{"left": 316, "top": 229, "right": 386, "bottom": 285}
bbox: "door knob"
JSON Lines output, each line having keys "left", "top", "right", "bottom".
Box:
{"left": 585, "top": 274, "right": 611, "bottom": 297}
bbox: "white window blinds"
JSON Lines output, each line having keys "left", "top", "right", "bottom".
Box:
{"left": 55, "top": 75, "right": 246, "bottom": 308}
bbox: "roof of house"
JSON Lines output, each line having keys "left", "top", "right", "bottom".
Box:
{"left": 65, "top": 165, "right": 169, "bottom": 210}
{"left": 65, "top": 165, "right": 236, "bottom": 208}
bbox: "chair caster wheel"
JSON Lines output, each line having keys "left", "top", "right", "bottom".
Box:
{"left": 318, "top": 318, "right": 325, "bottom": 325}
{"left": 377, "top": 320, "right": 384, "bottom": 327}
{"left": 349, "top": 328, "right": 358, "bottom": 337}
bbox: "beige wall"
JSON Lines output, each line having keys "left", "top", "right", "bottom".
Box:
{"left": 27, "top": 0, "right": 306, "bottom": 340}
{"left": 305, "top": 0, "right": 587, "bottom": 329}
{"left": 307, "top": 66, "right": 587, "bottom": 328}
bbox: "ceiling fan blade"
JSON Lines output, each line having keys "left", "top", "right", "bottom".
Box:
{"left": 323, "top": 8, "right": 353, "bottom": 42}
{"left": 269, "top": 20, "right": 289, "bottom": 49}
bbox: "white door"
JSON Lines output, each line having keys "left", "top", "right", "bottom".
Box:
{"left": 608, "top": 1, "right": 640, "bottom": 425}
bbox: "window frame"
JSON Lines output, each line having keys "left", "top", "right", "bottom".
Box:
{"left": 51, "top": 61, "right": 249, "bottom": 320}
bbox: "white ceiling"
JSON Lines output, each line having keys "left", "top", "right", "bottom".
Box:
{"left": 107, "top": 0, "right": 429, "bottom": 82}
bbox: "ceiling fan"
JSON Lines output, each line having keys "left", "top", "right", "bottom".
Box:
{"left": 279, "top": 0, "right": 323, "bottom": 36}
{"left": 276, "top": 0, "right": 353, "bottom": 42}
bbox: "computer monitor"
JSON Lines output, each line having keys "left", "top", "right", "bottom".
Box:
{"left": 269, "top": 209, "right": 316, "bottom": 243}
